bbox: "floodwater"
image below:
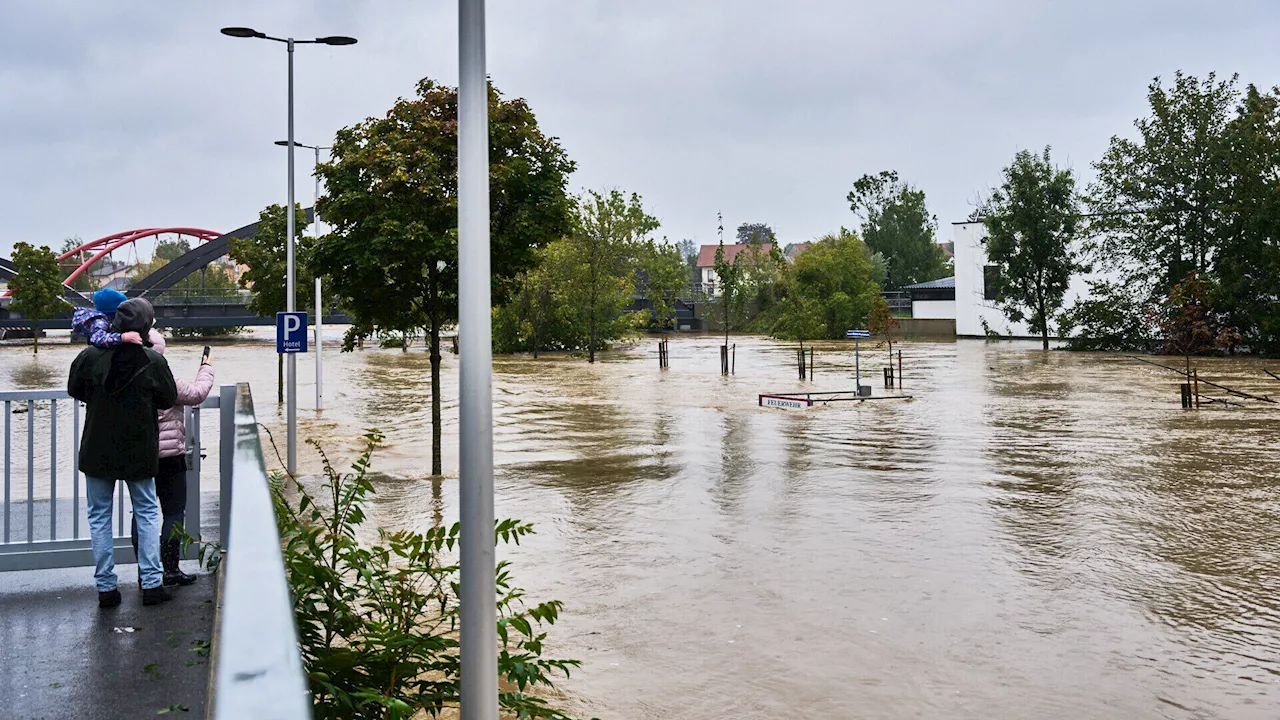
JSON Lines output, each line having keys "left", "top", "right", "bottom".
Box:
{"left": 3, "top": 330, "right": 1280, "bottom": 719}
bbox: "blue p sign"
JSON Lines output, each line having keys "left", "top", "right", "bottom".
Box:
{"left": 276, "top": 311, "right": 309, "bottom": 353}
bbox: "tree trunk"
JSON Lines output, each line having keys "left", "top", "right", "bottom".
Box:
{"left": 32, "top": 320, "right": 38, "bottom": 355}
{"left": 429, "top": 280, "right": 442, "bottom": 477}
{"left": 277, "top": 352, "right": 283, "bottom": 403}
{"left": 1039, "top": 299, "right": 1049, "bottom": 351}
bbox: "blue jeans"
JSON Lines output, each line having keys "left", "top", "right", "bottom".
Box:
{"left": 86, "top": 476, "right": 163, "bottom": 591}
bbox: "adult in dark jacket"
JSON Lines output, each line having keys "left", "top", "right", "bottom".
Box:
{"left": 67, "top": 298, "right": 178, "bottom": 608}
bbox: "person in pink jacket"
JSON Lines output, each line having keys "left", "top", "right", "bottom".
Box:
{"left": 128, "top": 330, "right": 214, "bottom": 586}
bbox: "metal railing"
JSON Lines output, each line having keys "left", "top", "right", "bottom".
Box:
{"left": 0, "top": 384, "right": 234, "bottom": 571}
{"left": 211, "top": 383, "right": 311, "bottom": 719}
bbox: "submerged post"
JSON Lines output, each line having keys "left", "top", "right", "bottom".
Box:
{"left": 458, "top": 0, "right": 498, "bottom": 717}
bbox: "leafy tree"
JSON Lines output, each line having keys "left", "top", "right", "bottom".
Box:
{"left": 772, "top": 295, "right": 826, "bottom": 353}
{"left": 676, "top": 239, "right": 698, "bottom": 268}
{"left": 981, "top": 147, "right": 1081, "bottom": 350}
{"left": 1089, "top": 72, "right": 1237, "bottom": 302}
{"left": 776, "top": 229, "right": 881, "bottom": 340}
{"left": 314, "top": 77, "right": 574, "bottom": 476}
{"left": 8, "top": 242, "right": 66, "bottom": 354}
{"left": 155, "top": 237, "right": 192, "bottom": 262}
{"left": 711, "top": 213, "right": 749, "bottom": 358}
{"left": 867, "top": 295, "right": 900, "bottom": 353}
{"left": 561, "top": 189, "right": 658, "bottom": 362}
{"left": 1218, "top": 84, "right": 1280, "bottom": 355}
{"left": 1159, "top": 271, "right": 1237, "bottom": 356}
{"left": 736, "top": 222, "right": 774, "bottom": 245}
{"left": 639, "top": 240, "right": 689, "bottom": 330}
{"left": 1058, "top": 280, "right": 1156, "bottom": 352}
{"left": 58, "top": 237, "right": 98, "bottom": 293}
{"left": 848, "top": 171, "right": 950, "bottom": 289}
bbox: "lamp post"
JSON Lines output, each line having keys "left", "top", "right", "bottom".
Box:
{"left": 458, "top": 2, "right": 497, "bottom": 718}
{"left": 222, "top": 27, "right": 355, "bottom": 473}
{"left": 276, "top": 140, "right": 330, "bottom": 411}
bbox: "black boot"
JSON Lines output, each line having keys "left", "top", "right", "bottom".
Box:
{"left": 162, "top": 536, "right": 197, "bottom": 587}
{"left": 98, "top": 588, "right": 122, "bottom": 609}
{"left": 141, "top": 585, "right": 171, "bottom": 605}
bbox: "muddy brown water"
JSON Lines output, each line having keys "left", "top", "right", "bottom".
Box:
{"left": 3, "top": 330, "right": 1279, "bottom": 719}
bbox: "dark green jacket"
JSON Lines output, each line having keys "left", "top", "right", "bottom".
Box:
{"left": 68, "top": 345, "right": 178, "bottom": 481}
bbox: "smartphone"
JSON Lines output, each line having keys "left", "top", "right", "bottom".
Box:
{"left": 201, "top": 346, "right": 211, "bottom": 364}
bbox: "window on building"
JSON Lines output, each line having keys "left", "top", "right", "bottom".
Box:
{"left": 983, "top": 265, "right": 1001, "bottom": 301}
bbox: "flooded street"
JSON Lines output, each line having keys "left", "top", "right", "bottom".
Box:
{"left": 4, "top": 331, "right": 1280, "bottom": 719}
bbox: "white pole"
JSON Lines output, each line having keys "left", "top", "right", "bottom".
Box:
{"left": 458, "top": 0, "right": 496, "bottom": 718}
{"left": 314, "top": 146, "right": 323, "bottom": 411}
{"left": 315, "top": 277, "right": 323, "bottom": 410}
{"left": 285, "top": 38, "right": 297, "bottom": 474}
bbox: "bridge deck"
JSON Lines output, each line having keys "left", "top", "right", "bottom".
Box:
{"left": 0, "top": 493, "right": 219, "bottom": 719}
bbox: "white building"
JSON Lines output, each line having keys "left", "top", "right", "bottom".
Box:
{"left": 951, "top": 221, "right": 1104, "bottom": 338}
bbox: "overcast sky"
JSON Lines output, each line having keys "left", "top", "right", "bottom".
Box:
{"left": 2, "top": 0, "right": 1278, "bottom": 260}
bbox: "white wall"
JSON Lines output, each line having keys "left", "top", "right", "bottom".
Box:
{"left": 911, "top": 299, "right": 956, "bottom": 319}
{"left": 952, "top": 222, "right": 1109, "bottom": 338}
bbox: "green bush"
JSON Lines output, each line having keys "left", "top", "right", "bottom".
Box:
{"left": 273, "top": 430, "right": 589, "bottom": 719}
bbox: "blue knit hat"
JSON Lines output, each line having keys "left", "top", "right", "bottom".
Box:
{"left": 93, "top": 288, "right": 127, "bottom": 316}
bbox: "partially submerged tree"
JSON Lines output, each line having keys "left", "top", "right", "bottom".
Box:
{"left": 315, "top": 78, "right": 574, "bottom": 476}
{"left": 783, "top": 229, "right": 881, "bottom": 339}
{"left": 8, "top": 242, "right": 66, "bottom": 354}
{"left": 563, "top": 189, "right": 658, "bottom": 362}
{"left": 982, "top": 147, "right": 1081, "bottom": 350}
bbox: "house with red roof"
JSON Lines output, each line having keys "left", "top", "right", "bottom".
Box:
{"left": 694, "top": 243, "right": 774, "bottom": 295}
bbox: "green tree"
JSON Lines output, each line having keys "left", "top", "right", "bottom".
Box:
{"left": 772, "top": 295, "right": 826, "bottom": 353}
{"left": 982, "top": 147, "right": 1081, "bottom": 350}
{"left": 227, "top": 203, "right": 312, "bottom": 400}
{"left": 640, "top": 240, "right": 690, "bottom": 330}
{"left": 563, "top": 189, "right": 658, "bottom": 362}
{"left": 9, "top": 242, "right": 66, "bottom": 354}
{"left": 712, "top": 214, "right": 749, "bottom": 370}
{"left": 848, "top": 171, "right": 950, "bottom": 289}
{"left": 1089, "top": 72, "right": 1237, "bottom": 304}
{"left": 1218, "top": 84, "right": 1280, "bottom": 355}
{"left": 314, "top": 77, "right": 574, "bottom": 476}
{"left": 775, "top": 229, "right": 881, "bottom": 340}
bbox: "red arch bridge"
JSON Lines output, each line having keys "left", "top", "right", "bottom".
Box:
{"left": 0, "top": 212, "right": 348, "bottom": 330}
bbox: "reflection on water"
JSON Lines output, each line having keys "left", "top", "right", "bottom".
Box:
{"left": 3, "top": 331, "right": 1279, "bottom": 719}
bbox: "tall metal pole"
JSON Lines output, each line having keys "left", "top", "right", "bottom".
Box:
{"left": 285, "top": 38, "right": 298, "bottom": 473}
{"left": 314, "top": 145, "right": 323, "bottom": 411}
{"left": 458, "top": 0, "right": 497, "bottom": 718}
{"left": 855, "top": 339, "right": 861, "bottom": 388}
{"left": 315, "top": 277, "right": 323, "bottom": 410}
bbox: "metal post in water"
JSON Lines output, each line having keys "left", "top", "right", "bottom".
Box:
{"left": 316, "top": 277, "right": 324, "bottom": 410}
{"left": 458, "top": 0, "right": 498, "bottom": 717}
{"left": 855, "top": 339, "right": 861, "bottom": 388}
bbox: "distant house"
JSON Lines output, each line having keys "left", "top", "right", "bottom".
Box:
{"left": 694, "top": 243, "right": 774, "bottom": 295}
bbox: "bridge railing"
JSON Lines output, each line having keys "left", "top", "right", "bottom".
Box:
{"left": 0, "top": 385, "right": 232, "bottom": 570}
{"left": 211, "top": 383, "right": 310, "bottom": 719}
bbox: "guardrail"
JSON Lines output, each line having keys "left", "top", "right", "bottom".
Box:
{"left": 0, "top": 384, "right": 234, "bottom": 571}
{"left": 211, "top": 383, "right": 310, "bottom": 719}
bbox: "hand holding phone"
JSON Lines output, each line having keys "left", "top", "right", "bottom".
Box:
{"left": 201, "top": 346, "right": 212, "bottom": 366}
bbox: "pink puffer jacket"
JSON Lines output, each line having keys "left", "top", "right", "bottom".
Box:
{"left": 148, "top": 331, "right": 215, "bottom": 458}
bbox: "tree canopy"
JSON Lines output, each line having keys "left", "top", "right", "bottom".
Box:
{"left": 982, "top": 147, "right": 1081, "bottom": 350}
{"left": 848, "top": 171, "right": 951, "bottom": 289}
{"left": 9, "top": 242, "right": 66, "bottom": 353}
{"left": 314, "top": 77, "right": 575, "bottom": 474}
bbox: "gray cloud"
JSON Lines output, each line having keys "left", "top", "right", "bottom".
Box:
{"left": 2, "top": 0, "right": 1278, "bottom": 258}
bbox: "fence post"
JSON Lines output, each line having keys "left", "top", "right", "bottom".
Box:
{"left": 183, "top": 405, "right": 201, "bottom": 557}
{"left": 219, "top": 384, "right": 236, "bottom": 548}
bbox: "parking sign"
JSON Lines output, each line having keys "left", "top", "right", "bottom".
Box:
{"left": 276, "top": 311, "right": 309, "bottom": 353}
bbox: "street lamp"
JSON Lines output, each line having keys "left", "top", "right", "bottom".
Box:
{"left": 222, "top": 27, "right": 356, "bottom": 473}
{"left": 276, "top": 140, "right": 331, "bottom": 412}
